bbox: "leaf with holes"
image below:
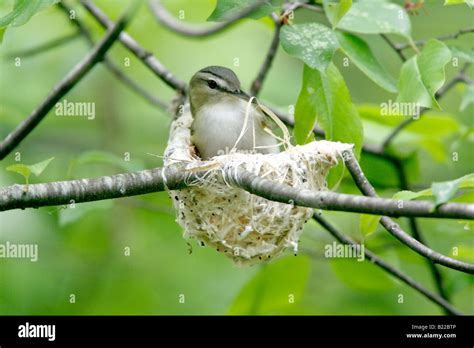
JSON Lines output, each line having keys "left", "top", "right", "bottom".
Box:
{"left": 336, "top": 1, "right": 412, "bottom": 39}
{"left": 280, "top": 23, "right": 338, "bottom": 72}
{"left": 207, "top": 0, "right": 283, "bottom": 21}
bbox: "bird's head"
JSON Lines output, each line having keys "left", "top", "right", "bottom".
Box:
{"left": 189, "top": 66, "right": 249, "bottom": 115}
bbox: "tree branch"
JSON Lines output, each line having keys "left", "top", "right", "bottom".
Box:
{"left": 2, "top": 164, "right": 473, "bottom": 221}
{"left": 0, "top": 167, "right": 185, "bottom": 211}
{"left": 342, "top": 149, "right": 474, "bottom": 274}
{"left": 396, "top": 27, "right": 474, "bottom": 51}
{"left": 293, "top": 2, "right": 324, "bottom": 13}
{"left": 0, "top": 3, "right": 138, "bottom": 160}
{"left": 250, "top": 13, "right": 282, "bottom": 96}
{"left": 5, "top": 32, "right": 81, "bottom": 59}
{"left": 392, "top": 158, "right": 450, "bottom": 313}
{"left": 312, "top": 214, "right": 462, "bottom": 315}
{"left": 147, "top": 0, "right": 266, "bottom": 37}
{"left": 380, "top": 34, "right": 406, "bottom": 61}
{"left": 80, "top": 0, "right": 187, "bottom": 94}
{"left": 58, "top": 2, "right": 168, "bottom": 110}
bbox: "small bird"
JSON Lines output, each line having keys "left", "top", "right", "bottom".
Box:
{"left": 189, "top": 66, "right": 279, "bottom": 159}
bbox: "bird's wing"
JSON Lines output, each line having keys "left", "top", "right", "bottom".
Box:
{"left": 236, "top": 90, "right": 290, "bottom": 144}
{"left": 255, "top": 102, "right": 291, "bottom": 145}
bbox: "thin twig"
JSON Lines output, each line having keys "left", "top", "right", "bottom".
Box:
{"left": 381, "top": 111, "right": 424, "bottom": 150}
{"left": 342, "top": 149, "right": 474, "bottom": 274}
{"left": 0, "top": 3, "right": 139, "bottom": 160}
{"left": 396, "top": 27, "right": 474, "bottom": 51}
{"left": 58, "top": 2, "right": 168, "bottom": 109}
{"left": 393, "top": 159, "right": 450, "bottom": 313}
{"left": 380, "top": 34, "right": 406, "bottom": 61}
{"left": 80, "top": 0, "right": 187, "bottom": 93}
{"left": 250, "top": 16, "right": 282, "bottom": 96}
{"left": 295, "top": 2, "right": 324, "bottom": 13}
{"left": 250, "top": 13, "right": 282, "bottom": 96}
{"left": 312, "top": 214, "right": 462, "bottom": 315}
{"left": 5, "top": 32, "right": 81, "bottom": 59}
{"left": 147, "top": 0, "right": 266, "bottom": 37}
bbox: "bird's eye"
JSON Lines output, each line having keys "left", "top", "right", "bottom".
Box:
{"left": 207, "top": 80, "right": 217, "bottom": 89}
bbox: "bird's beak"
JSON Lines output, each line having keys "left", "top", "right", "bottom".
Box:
{"left": 235, "top": 89, "right": 252, "bottom": 100}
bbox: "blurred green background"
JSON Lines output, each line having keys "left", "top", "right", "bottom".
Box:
{"left": 0, "top": 0, "right": 473, "bottom": 315}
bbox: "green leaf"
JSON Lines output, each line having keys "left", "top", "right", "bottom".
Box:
{"left": 207, "top": 0, "right": 283, "bottom": 22}
{"left": 323, "top": 0, "right": 352, "bottom": 29}
{"left": 0, "top": 0, "right": 59, "bottom": 28}
{"left": 444, "top": 0, "right": 474, "bottom": 10}
{"left": 414, "top": 138, "right": 446, "bottom": 162}
{"left": 455, "top": 245, "right": 474, "bottom": 262}
{"left": 432, "top": 174, "right": 474, "bottom": 206}
{"left": 397, "top": 39, "right": 452, "bottom": 109}
{"left": 330, "top": 257, "right": 396, "bottom": 291}
{"left": 359, "top": 214, "right": 380, "bottom": 237}
{"left": 294, "top": 64, "right": 363, "bottom": 157}
{"left": 358, "top": 104, "right": 460, "bottom": 138}
{"left": 228, "top": 256, "right": 310, "bottom": 314}
{"left": 6, "top": 156, "right": 55, "bottom": 184}
{"left": 6, "top": 164, "right": 31, "bottom": 184}
{"left": 393, "top": 189, "right": 432, "bottom": 201}
{"left": 448, "top": 46, "right": 474, "bottom": 63}
{"left": 392, "top": 173, "right": 474, "bottom": 205}
{"left": 358, "top": 104, "right": 460, "bottom": 162}
{"left": 336, "top": 32, "right": 397, "bottom": 93}
{"left": 336, "top": 1, "right": 411, "bottom": 39}
{"left": 460, "top": 84, "right": 474, "bottom": 111}
{"left": 28, "top": 156, "right": 55, "bottom": 176}
{"left": 453, "top": 188, "right": 474, "bottom": 203}
{"left": 68, "top": 150, "right": 143, "bottom": 177}
{"left": 280, "top": 23, "right": 338, "bottom": 72}
{"left": 59, "top": 200, "right": 114, "bottom": 227}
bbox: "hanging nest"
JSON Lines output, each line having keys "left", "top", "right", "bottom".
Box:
{"left": 164, "top": 104, "right": 352, "bottom": 265}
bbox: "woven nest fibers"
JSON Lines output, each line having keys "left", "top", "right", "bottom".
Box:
{"left": 164, "top": 106, "right": 352, "bottom": 265}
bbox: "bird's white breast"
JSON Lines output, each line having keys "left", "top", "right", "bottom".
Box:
{"left": 191, "top": 98, "right": 278, "bottom": 159}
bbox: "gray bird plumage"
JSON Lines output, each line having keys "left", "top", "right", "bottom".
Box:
{"left": 199, "top": 66, "right": 241, "bottom": 92}
{"left": 189, "top": 65, "right": 279, "bottom": 159}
